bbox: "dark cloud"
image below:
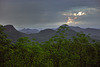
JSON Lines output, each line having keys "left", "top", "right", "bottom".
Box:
{"left": 0, "top": 0, "right": 100, "bottom": 28}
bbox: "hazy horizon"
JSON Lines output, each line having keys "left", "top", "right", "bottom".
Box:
{"left": 3, "top": 24, "right": 100, "bottom": 31}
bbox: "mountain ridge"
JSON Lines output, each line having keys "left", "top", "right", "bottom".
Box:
{"left": 3, "top": 24, "right": 100, "bottom": 42}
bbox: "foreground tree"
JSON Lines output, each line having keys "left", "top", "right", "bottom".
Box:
{"left": 0, "top": 25, "right": 11, "bottom": 66}
{"left": 72, "top": 33, "right": 98, "bottom": 67}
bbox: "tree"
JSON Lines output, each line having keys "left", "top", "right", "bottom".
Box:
{"left": 0, "top": 25, "right": 11, "bottom": 66}
{"left": 5, "top": 37, "right": 44, "bottom": 67}
{"left": 72, "top": 32, "right": 98, "bottom": 67}
{"left": 93, "top": 42, "right": 100, "bottom": 67}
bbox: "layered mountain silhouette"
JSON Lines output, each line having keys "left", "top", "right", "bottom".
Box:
{"left": 4, "top": 24, "right": 100, "bottom": 42}
{"left": 68, "top": 26, "right": 100, "bottom": 40}
{"left": 4, "top": 25, "right": 56, "bottom": 42}
{"left": 19, "top": 28, "right": 39, "bottom": 34}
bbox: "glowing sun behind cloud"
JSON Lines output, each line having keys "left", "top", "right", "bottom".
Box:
{"left": 67, "top": 17, "right": 77, "bottom": 25}
{"left": 60, "top": 7, "right": 88, "bottom": 26}
{"left": 63, "top": 11, "right": 86, "bottom": 25}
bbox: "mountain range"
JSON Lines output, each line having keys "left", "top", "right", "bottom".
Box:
{"left": 4, "top": 24, "right": 100, "bottom": 42}
{"left": 68, "top": 26, "right": 100, "bottom": 40}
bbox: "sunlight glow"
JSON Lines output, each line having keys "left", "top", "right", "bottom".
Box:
{"left": 63, "top": 11, "right": 87, "bottom": 25}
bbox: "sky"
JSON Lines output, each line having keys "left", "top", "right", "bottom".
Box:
{"left": 0, "top": 0, "right": 100, "bottom": 29}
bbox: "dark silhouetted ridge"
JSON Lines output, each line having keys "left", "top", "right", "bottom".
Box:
{"left": 4, "top": 25, "right": 17, "bottom": 32}
{"left": 4, "top": 25, "right": 27, "bottom": 42}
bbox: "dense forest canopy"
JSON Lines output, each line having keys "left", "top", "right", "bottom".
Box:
{"left": 0, "top": 24, "right": 100, "bottom": 67}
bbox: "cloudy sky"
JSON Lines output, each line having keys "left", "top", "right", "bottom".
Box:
{"left": 0, "top": 0, "right": 100, "bottom": 29}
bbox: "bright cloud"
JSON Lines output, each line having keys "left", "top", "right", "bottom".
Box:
{"left": 60, "top": 7, "right": 99, "bottom": 25}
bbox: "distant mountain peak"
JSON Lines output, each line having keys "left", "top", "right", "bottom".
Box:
{"left": 19, "top": 28, "right": 39, "bottom": 34}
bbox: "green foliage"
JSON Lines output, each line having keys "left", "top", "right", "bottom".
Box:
{"left": 0, "top": 25, "right": 11, "bottom": 67}
{"left": 0, "top": 24, "right": 100, "bottom": 67}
